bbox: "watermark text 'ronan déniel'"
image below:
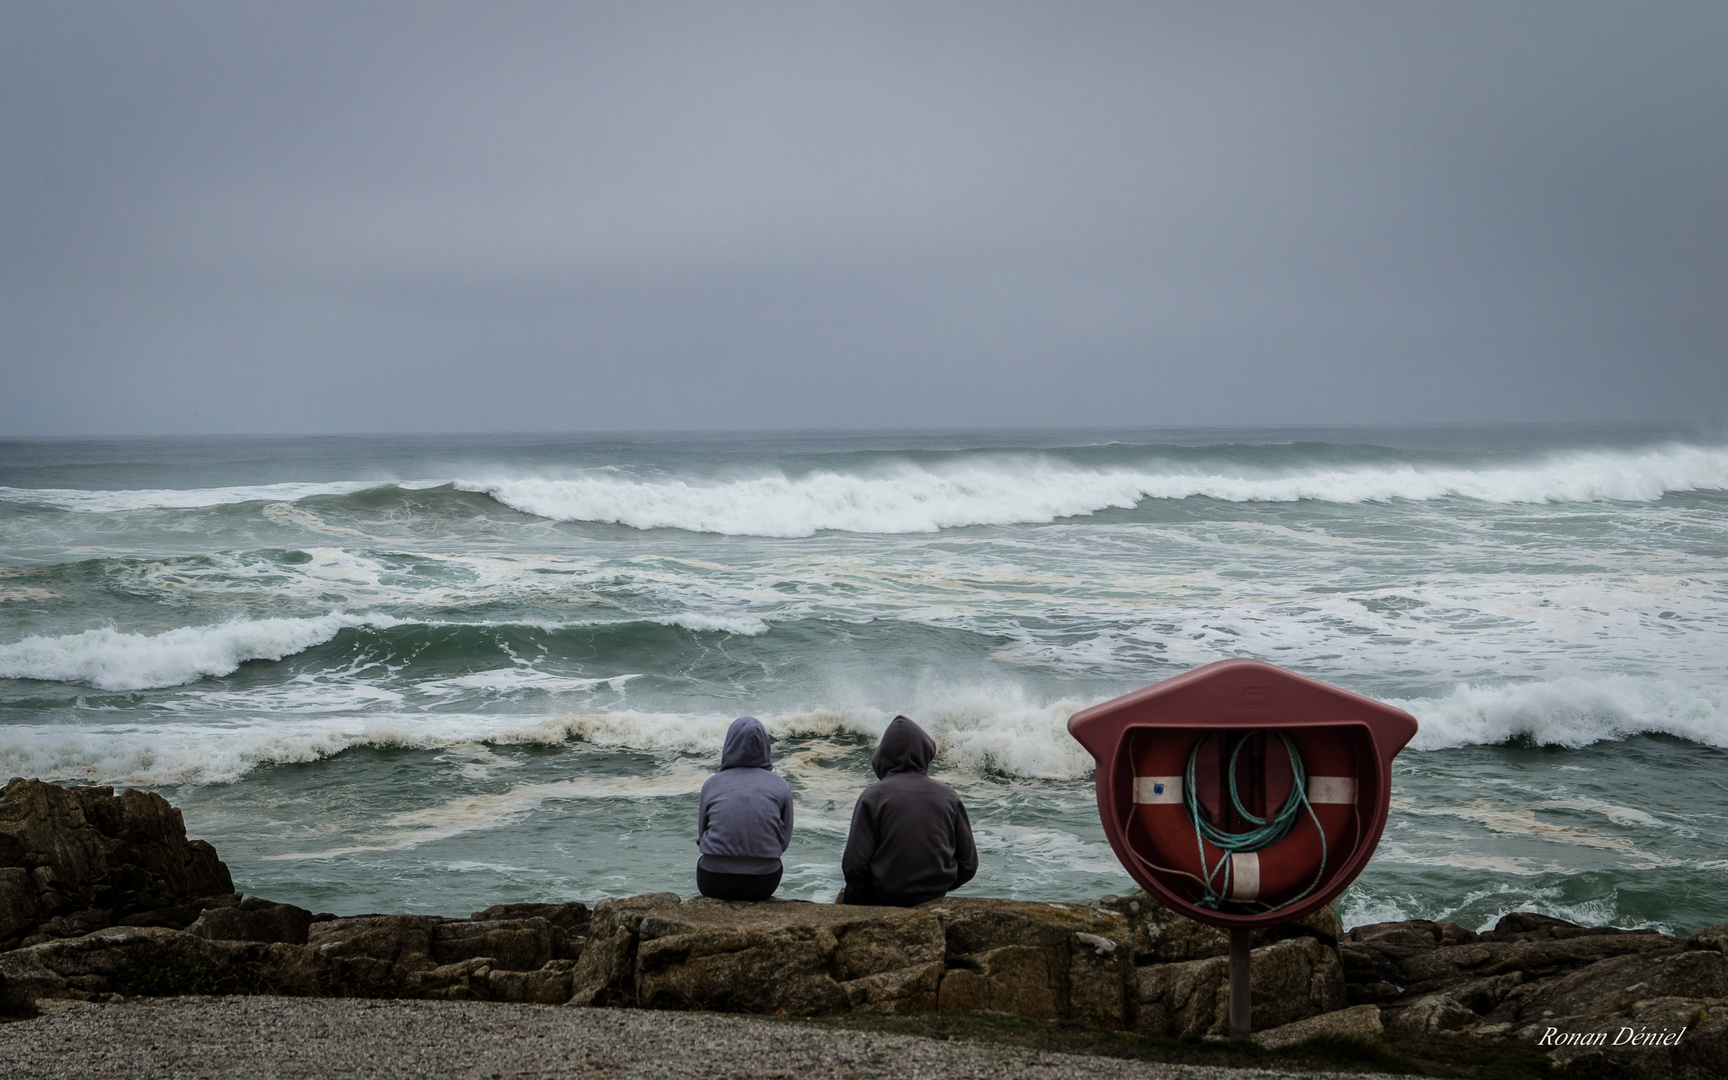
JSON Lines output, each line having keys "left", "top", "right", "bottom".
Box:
{"left": 1537, "top": 1026, "right": 1686, "bottom": 1047}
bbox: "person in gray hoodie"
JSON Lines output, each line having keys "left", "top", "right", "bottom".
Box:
{"left": 841, "top": 716, "right": 977, "bottom": 907}
{"left": 696, "top": 716, "right": 794, "bottom": 901}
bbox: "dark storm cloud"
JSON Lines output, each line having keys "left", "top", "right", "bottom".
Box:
{"left": 2, "top": 2, "right": 1724, "bottom": 435}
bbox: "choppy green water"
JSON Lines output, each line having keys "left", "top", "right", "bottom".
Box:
{"left": 2, "top": 427, "right": 1725, "bottom": 931}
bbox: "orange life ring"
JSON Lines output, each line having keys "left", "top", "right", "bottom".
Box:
{"left": 1127, "top": 729, "right": 1361, "bottom": 911}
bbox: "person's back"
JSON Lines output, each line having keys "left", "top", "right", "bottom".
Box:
{"left": 841, "top": 716, "right": 977, "bottom": 907}
{"left": 697, "top": 716, "right": 793, "bottom": 901}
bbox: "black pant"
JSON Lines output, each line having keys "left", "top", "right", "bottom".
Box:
{"left": 696, "top": 864, "right": 783, "bottom": 901}
{"left": 839, "top": 879, "right": 945, "bottom": 908}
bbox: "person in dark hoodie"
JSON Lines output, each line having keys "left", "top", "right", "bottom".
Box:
{"left": 696, "top": 716, "right": 794, "bottom": 901}
{"left": 841, "top": 715, "right": 977, "bottom": 907}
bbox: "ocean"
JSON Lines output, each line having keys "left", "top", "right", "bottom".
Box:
{"left": 1, "top": 426, "right": 1724, "bottom": 934}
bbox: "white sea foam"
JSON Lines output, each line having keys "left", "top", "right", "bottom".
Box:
{"left": 969, "top": 824, "right": 1127, "bottom": 879}
{"left": 417, "top": 668, "right": 639, "bottom": 698}
{"left": 649, "top": 611, "right": 772, "bottom": 635}
{"left": 0, "top": 607, "right": 708, "bottom": 695}
{"left": 536, "top": 675, "right": 1728, "bottom": 779}
{"left": 0, "top": 677, "right": 1098, "bottom": 786}
{"left": 8, "top": 443, "right": 1721, "bottom": 533}
{"left": 553, "top": 689, "right": 1098, "bottom": 781}
{"left": 1397, "top": 675, "right": 1728, "bottom": 751}
{"left": 1336, "top": 879, "right": 1671, "bottom": 935}
{"left": 8, "top": 665, "right": 1724, "bottom": 789}
{"left": 458, "top": 443, "right": 1728, "bottom": 535}
{"left": 265, "top": 763, "right": 713, "bottom": 859}
{"left": 1, "top": 718, "right": 392, "bottom": 787}
{"left": 260, "top": 502, "right": 371, "bottom": 537}
{"left": 0, "top": 613, "right": 402, "bottom": 691}
{"left": 0, "top": 707, "right": 634, "bottom": 787}
{"left": 539, "top": 675, "right": 1728, "bottom": 784}
{"left": 459, "top": 463, "right": 1151, "bottom": 537}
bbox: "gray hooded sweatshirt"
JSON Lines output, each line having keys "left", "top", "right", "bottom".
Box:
{"left": 697, "top": 716, "right": 794, "bottom": 875}
{"left": 842, "top": 716, "right": 978, "bottom": 906}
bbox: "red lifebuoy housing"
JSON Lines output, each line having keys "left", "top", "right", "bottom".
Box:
{"left": 1067, "top": 658, "right": 1417, "bottom": 929}
{"left": 1127, "top": 728, "right": 1360, "bottom": 912}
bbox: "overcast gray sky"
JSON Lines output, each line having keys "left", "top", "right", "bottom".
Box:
{"left": 2, "top": 2, "right": 1724, "bottom": 435}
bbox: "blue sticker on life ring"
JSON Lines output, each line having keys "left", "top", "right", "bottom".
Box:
{"left": 1153, "top": 783, "right": 1165, "bottom": 795}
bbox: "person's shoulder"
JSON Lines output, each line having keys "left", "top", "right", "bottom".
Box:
{"left": 897, "top": 769, "right": 952, "bottom": 790}
{"left": 916, "top": 774, "right": 966, "bottom": 804}
{"left": 880, "top": 772, "right": 961, "bottom": 799}
{"left": 853, "top": 775, "right": 892, "bottom": 803}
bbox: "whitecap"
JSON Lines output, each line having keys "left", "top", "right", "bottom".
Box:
{"left": 454, "top": 442, "right": 1728, "bottom": 536}
{"left": 0, "top": 613, "right": 403, "bottom": 691}
{"left": 1396, "top": 676, "right": 1728, "bottom": 751}
{"left": 0, "top": 481, "right": 396, "bottom": 512}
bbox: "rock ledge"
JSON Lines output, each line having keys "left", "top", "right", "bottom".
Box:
{"left": 4, "top": 778, "right": 1725, "bottom": 1079}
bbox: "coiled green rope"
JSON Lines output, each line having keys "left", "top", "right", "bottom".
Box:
{"left": 1182, "top": 731, "right": 1328, "bottom": 912}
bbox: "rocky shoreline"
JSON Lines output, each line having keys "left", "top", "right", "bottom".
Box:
{"left": 4, "top": 777, "right": 1725, "bottom": 1077}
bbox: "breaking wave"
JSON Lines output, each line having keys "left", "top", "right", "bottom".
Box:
{"left": 459, "top": 442, "right": 1728, "bottom": 536}
{"left": 3, "top": 667, "right": 1723, "bottom": 788}
{"left": 0, "top": 614, "right": 401, "bottom": 691}
{"left": 0, "top": 610, "right": 776, "bottom": 693}
{"left": 1397, "top": 675, "right": 1728, "bottom": 751}
{"left": 6, "top": 442, "right": 1723, "bottom": 535}
{"left": 0, "top": 480, "right": 411, "bottom": 512}
{"left": 0, "top": 682, "right": 1096, "bottom": 787}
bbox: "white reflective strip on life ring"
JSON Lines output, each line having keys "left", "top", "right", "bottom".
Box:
{"left": 1306, "top": 776, "right": 1358, "bottom": 805}
{"left": 1229, "top": 852, "right": 1261, "bottom": 902}
{"left": 1133, "top": 776, "right": 1184, "bottom": 804}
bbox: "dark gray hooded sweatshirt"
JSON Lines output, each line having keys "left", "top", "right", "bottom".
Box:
{"left": 841, "top": 716, "right": 978, "bottom": 906}
{"left": 697, "top": 716, "right": 794, "bottom": 875}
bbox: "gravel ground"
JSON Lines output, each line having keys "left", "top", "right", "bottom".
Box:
{"left": 0, "top": 996, "right": 1396, "bottom": 1080}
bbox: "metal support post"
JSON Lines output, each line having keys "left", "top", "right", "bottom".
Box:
{"left": 1229, "top": 927, "right": 1251, "bottom": 1039}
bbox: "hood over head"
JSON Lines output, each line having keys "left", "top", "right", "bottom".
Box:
{"left": 720, "top": 716, "right": 773, "bottom": 770}
{"left": 872, "top": 715, "right": 936, "bottom": 778}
